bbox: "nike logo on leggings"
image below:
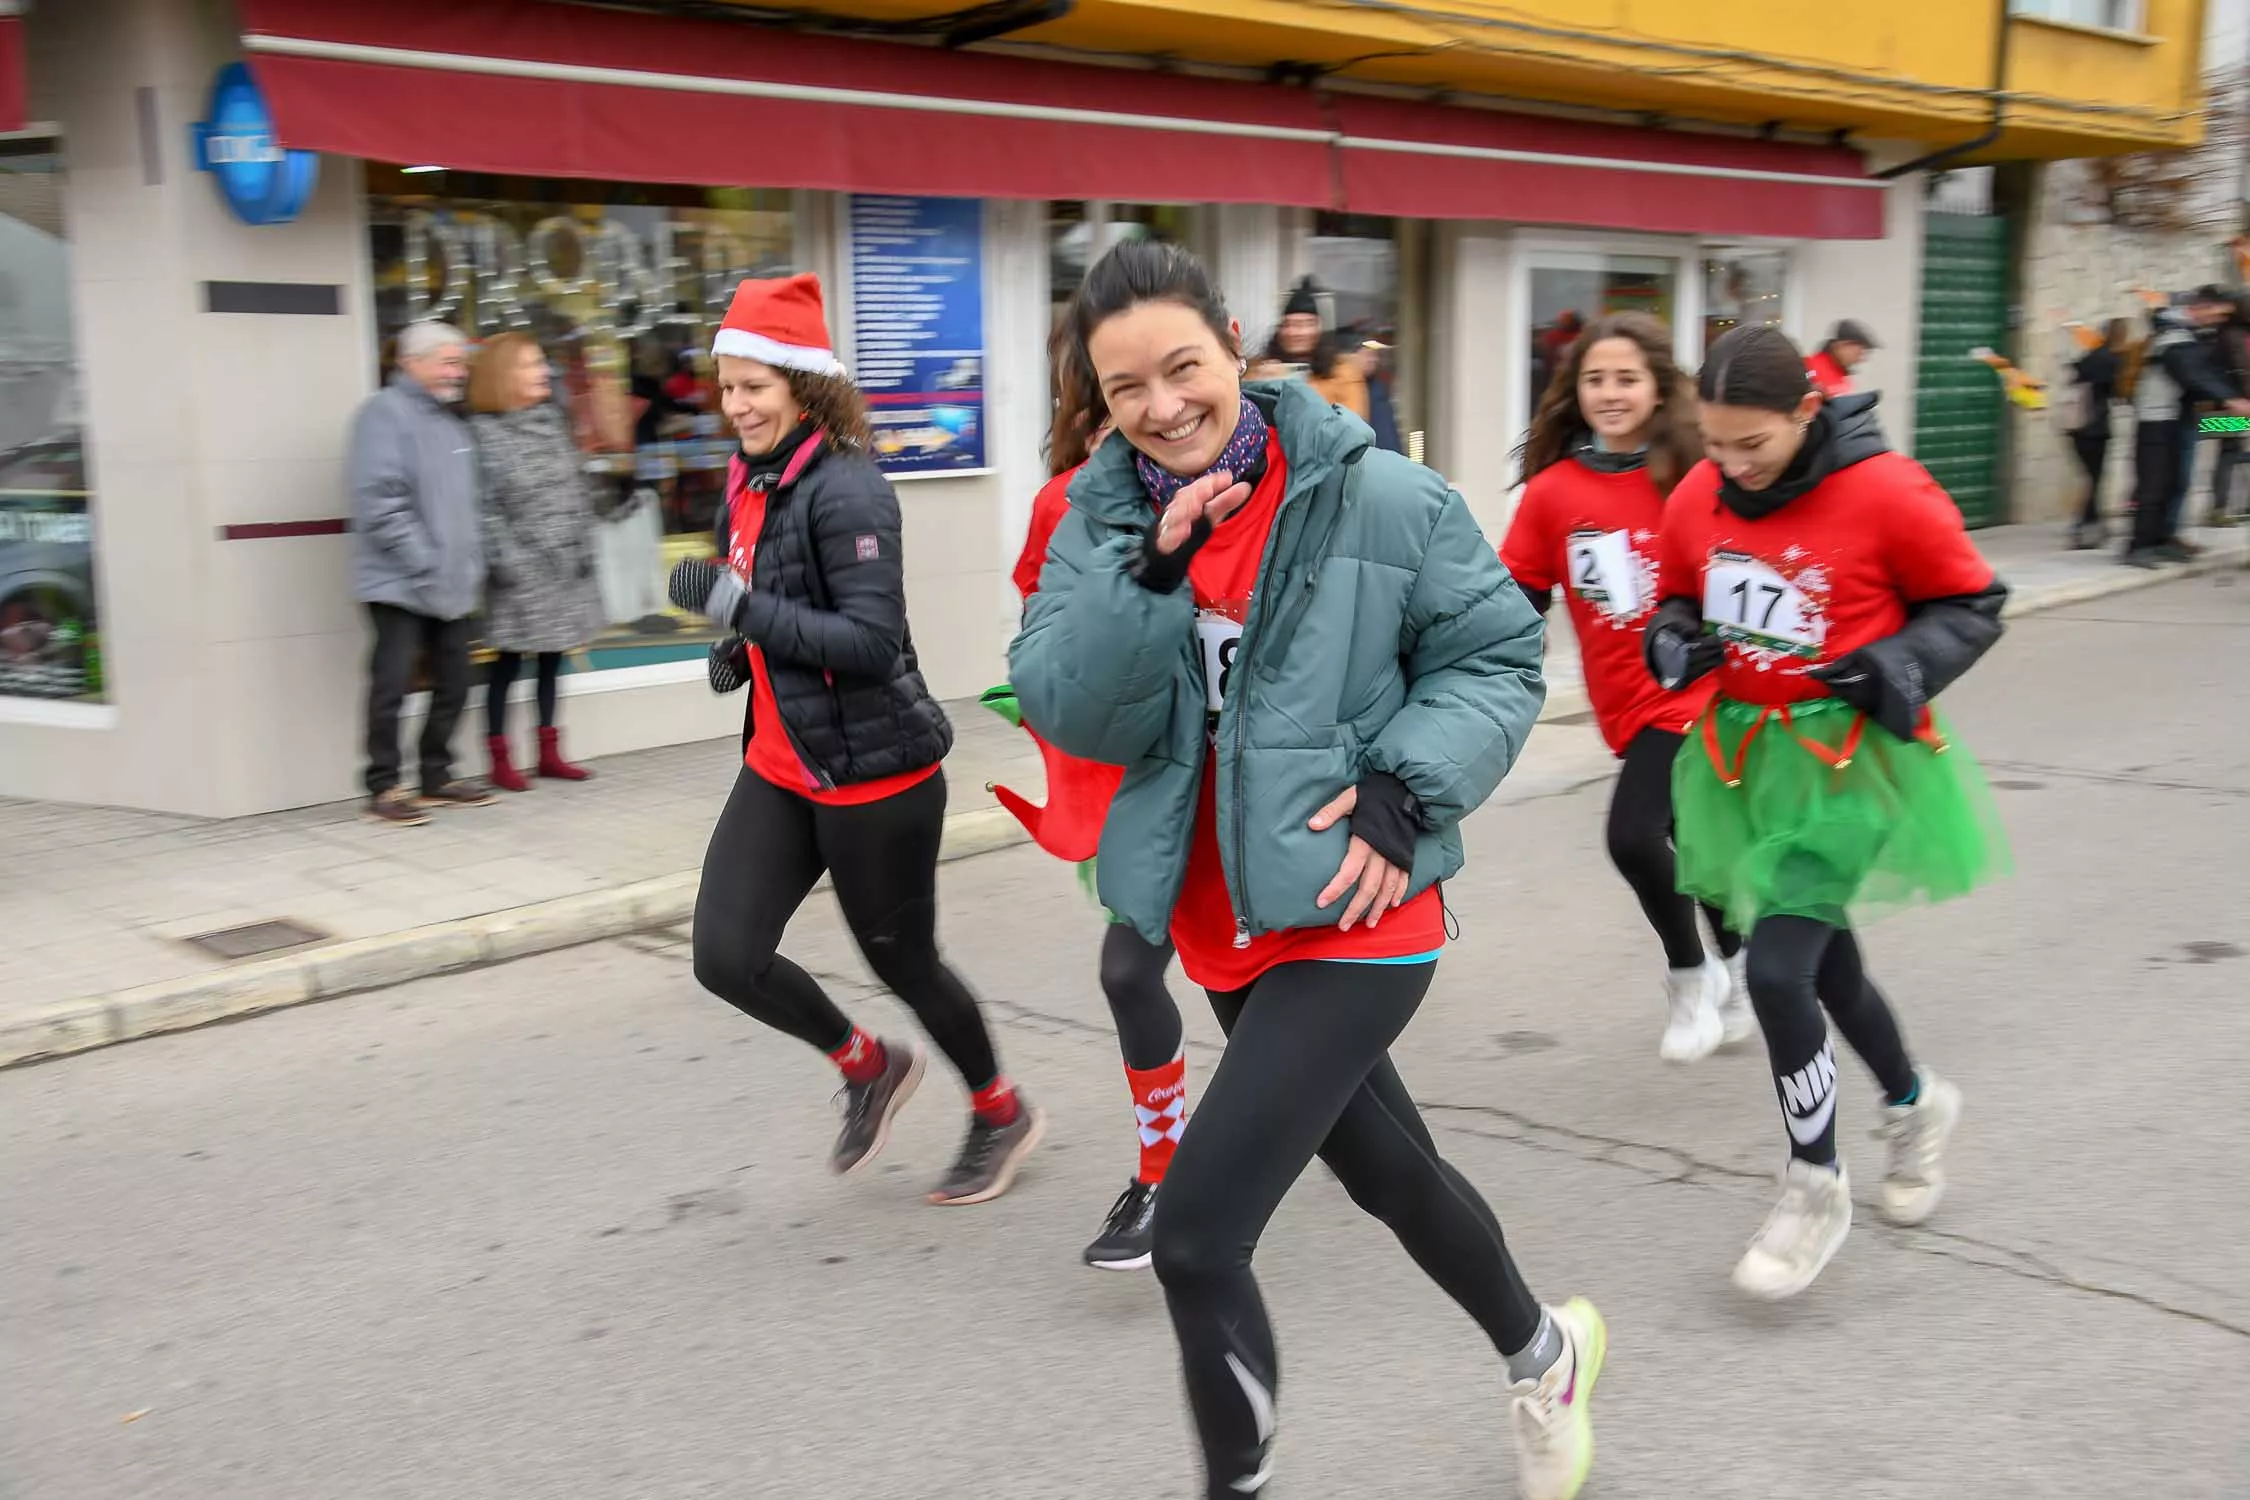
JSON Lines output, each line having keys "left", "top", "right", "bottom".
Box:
{"left": 1779, "top": 1041, "right": 1839, "bottom": 1147}
{"left": 1225, "top": 1352, "right": 1276, "bottom": 1493}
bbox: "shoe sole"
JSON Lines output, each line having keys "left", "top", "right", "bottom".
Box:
{"left": 1879, "top": 1084, "right": 1960, "bottom": 1228}
{"left": 836, "top": 1046, "right": 925, "bottom": 1177}
{"left": 1732, "top": 1200, "right": 1853, "bottom": 1301}
{"left": 361, "top": 806, "right": 430, "bottom": 827}
{"left": 928, "top": 1105, "right": 1045, "bottom": 1206}
{"left": 1084, "top": 1249, "right": 1153, "bottom": 1272}
{"left": 417, "top": 795, "right": 499, "bottom": 809}
{"left": 1553, "top": 1298, "right": 1606, "bottom": 1500}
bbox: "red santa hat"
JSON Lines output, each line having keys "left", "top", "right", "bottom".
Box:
{"left": 711, "top": 273, "right": 846, "bottom": 378}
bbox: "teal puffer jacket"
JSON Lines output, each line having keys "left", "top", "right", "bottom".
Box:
{"left": 1008, "top": 381, "right": 1547, "bottom": 949}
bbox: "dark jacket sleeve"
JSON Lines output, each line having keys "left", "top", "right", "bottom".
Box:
{"left": 732, "top": 456, "right": 908, "bottom": 678}
{"left": 1818, "top": 579, "right": 2008, "bottom": 738}
{"left": 2160, "top": 336, "right": 2239, "bottom": 407}
{"left": 1516, "top": 580, "right": 1552, "bottom": 618}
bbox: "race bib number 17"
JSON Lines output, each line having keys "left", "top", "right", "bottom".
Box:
{"left": 1703, "top": 551, "right": 1821, "bottom": 656}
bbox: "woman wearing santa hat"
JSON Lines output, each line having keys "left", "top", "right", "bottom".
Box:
{"left": 669, "top": 274, "right": 1040, "bottom": 1207}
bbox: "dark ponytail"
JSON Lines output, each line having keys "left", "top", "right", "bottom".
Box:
{"left": 1698, "top": 324, "right": 1814, "bottom": 413}
{"left": 1049, "top": 240, "right": 1239, "bottom": 475}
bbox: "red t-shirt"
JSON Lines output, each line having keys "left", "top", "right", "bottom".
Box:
{"left": 1500, "top": 457, "right": 1716, "bottom": 755}
{"left": 1656, "top": 453, "right": 1995, "bottom": 708}
{"left": 728, "top": 473, "right": 939, "bottom": 807}
{"left": 1014, "top": 470, "right": 1075, "bottom": 600}
{"left": 1806, "top": 350, "right": 1853, "bottom": 399}
{"left": 1170, "top": 433, "right": 1445, "bottom": 993}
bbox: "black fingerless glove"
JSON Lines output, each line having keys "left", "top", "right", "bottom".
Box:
{"left": 1128, "top": 515, "right": 1214, "bottom": 595}
{"left": 707, "top": 635, "right": 751, "bottom": 695}
{"left": 1350, "top": 771, "right": 1422, "bottom": 873}
{"left": 1644, "top": 598, "right": 1723, "bottom": 691}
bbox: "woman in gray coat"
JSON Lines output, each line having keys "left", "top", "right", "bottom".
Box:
{"left": 467, "top": 334, "right": 608, "bottom": 788}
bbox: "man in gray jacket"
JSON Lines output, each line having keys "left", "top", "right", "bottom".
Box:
{"left": 349, "top": 321, "right": 492, "bottom": 824}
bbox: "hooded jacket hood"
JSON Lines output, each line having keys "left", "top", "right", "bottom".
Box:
{"left": 1717, "top": 391, "right": 1889, "bottom": 520}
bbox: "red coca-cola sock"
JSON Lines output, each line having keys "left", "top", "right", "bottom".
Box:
{"left": 827, "top": 1026, "right": 887, "bottom": 1085}
{"left": 970, "top": 1075, "right": 1021, "bottom": 1127}
{"left": 1127, "top": 1050, "right": 1188, "bottom": 1185}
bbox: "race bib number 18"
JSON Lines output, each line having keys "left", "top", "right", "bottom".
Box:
{"left": 1704, "top": 551, "right": 1821, "bottom": 656}
{"left": 1196, "top": 612, "right": 1243, "bottom": 715}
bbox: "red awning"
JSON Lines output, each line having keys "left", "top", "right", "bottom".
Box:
{"left": 0, "top": 4, "right": 28, "bottom": 136}
{"left": 236, "top": 0, "right": 1882, "bottom": 239}
{"left": 1332, "top": 95, "right": 1884, "bottom": 239}
{"left": 235, "top": 0, "right": 1335, "bottom": 208}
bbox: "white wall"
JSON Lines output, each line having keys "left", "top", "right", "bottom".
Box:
{"left": 1790, "top": 177, "right": 1927, "bottom": 456}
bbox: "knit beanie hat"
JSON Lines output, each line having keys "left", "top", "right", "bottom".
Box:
{"left": 1282, "top": 276, "right": 1321, "bottom": 319}
{"left": 711, "top": 273, "right": 846, "bottom": 377}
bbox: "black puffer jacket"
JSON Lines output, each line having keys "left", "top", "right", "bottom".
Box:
{"left": 714, "top": 430, "right": 952, "bottom": 787}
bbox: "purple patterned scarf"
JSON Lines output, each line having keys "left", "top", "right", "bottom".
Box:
{"left": 1133, "top": 396, "right": 1271, "bottom": 506}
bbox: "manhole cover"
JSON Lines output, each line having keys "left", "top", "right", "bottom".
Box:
{"left": 183, "top": 919, "right": 331, "bottom": 961}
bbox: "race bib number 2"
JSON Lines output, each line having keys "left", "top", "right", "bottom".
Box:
{"left": 1196, "top": 612, "right": 1243, "bottom": 715}
{"left": 1565, "top": 528, "right": 1644, "bottom": 619}
{"left": 1704, "top": 551, "right": 1821, "bottom": 656}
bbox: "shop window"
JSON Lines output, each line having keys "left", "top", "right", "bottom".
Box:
{"left": 1300, "top": 214, "right": 1427, "bottom": 462}
{"left": 0, "top": 143, "right": 101, "bottom": 703}
{"left": 1703, "top": 249, "right": 1789, "bottom": 358}
{"left": 1527, "top": 254, "right": 1680, "bottom": 407}
{"left": 365, "top": 168, "right": 794, "bottom": 671}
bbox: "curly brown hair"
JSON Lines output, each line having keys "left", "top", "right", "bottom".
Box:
{"left": 1515, "top": 312, "right": 1701, "bottom": 498}
{"left": 787, "top": 369, "right": 873, "bottom": 451}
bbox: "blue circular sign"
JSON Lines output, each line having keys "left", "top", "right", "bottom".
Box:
{"left": 191, "top": 63, "right": 319, "bottom": 227}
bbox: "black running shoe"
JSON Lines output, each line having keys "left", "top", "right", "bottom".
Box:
{"left": 928, "top": 1098, "right": 1045, "bottom": 1206}
{"left": 1083, "top": 1177, "right": 1158, "bottom": 1270}
{"left": 830, "top": 1041, "right": 924, "bottom": 1176}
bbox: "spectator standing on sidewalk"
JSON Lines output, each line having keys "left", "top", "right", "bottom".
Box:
{"left": 1805, "top": 319, "right": 1878, "bottom": 398}
{"left": 466, "top": 333, "right": 607, "bottom": 791}
{"left": 2211, "top": 292, "right": 2250, "bottom": 526}
{"left": 2064, "top": 317, "right": 2128, "bottom": 550}
{"left": 349, "top": 322, "right": 493, "bottom": 826}
{"left": 2126, "top": 288, "right": 2249, "bottom": 568}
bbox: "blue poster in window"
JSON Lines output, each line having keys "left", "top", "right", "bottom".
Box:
{"left": 849, "top": 196, "right": 986, "bottom": 478}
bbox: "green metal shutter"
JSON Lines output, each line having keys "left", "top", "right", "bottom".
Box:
{"left": 1914, "top": 212, "right": 2009, "bottom": 528}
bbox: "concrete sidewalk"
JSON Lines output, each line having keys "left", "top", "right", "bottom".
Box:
{"left": 0, "top": 521, "right": 2237, "bottom": 1066}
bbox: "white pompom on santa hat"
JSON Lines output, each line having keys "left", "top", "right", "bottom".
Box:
{"left": 710, "top": 273, "right": 847, "bottom": 378}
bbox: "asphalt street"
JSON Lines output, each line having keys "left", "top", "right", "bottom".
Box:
{"left": 5, "top": 575, "right": 2248, "bottom": 1500}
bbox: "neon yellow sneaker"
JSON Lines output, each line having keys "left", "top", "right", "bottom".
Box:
{"left": 1509, "top": 1298, "right": 1606, "bottom": 1500}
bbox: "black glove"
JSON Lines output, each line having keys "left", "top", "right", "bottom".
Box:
{"left": 1644, "top": 598, "right": 1723, "bottom": 691}
{"left": 1808, "top": 583, "right": 2007, "bottom": 742}
{"left": 1128, "top": 515, "right": 1214, "bottom": 595}
{"left": 1349, "top": 771, "right": 1422, "bottom": 873}
{"left": 669, "top": 557, "right": 748, "bottom": 630}
{"left": 707, "top": 635, "right": 751, "bottom": 695}
{"left": 1808, "top": 649, "right": 1915, "bottom": 740}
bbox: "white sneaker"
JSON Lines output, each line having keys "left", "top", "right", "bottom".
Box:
{"left": 1873, "top": 1071, "right": 1962, "bottom": 1227}
{"left": 1509, "top": 1297, "right": 1606, "bottom": 1500}
{"left": 1658, "top": 960, "right": 1726, "bottom": 1063}
{"left": 1719, "top": 950, "right": 1759, "bottom": 1046}
{"left": 1732, "top": 1159, "right": 1853, "bottom": 1300}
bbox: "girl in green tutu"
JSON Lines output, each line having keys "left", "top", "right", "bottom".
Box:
{"left": 1645, "top": 325, "right": 2010, "bottom": 1301}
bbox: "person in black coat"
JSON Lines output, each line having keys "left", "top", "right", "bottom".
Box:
{"left": 667, "top": 274, "right": 1041, "bottom": 1209}
{"left": 2066, "top": 317, "right": 2127, "bottom": 549}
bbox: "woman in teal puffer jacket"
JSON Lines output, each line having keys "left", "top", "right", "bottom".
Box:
{"left": 1009, "top": 241, "right": 1605, "bottom": 1500}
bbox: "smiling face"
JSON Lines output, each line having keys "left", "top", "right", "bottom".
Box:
{"left": 1576, "top": 336, "right": 1657, "bottom": 449}
{"left": 1086, "top": 298, "right": 1243, "bottom": 477}
{"left": 1698, "top": 392, "right": 1821, "bottom": 491}
{"left": 716, "top": 354, "right": 801, "bottom": 457}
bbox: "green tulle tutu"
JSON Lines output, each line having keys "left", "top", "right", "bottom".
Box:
{"left": 1672, "top": 696, "right": 2010, "bottom": 930}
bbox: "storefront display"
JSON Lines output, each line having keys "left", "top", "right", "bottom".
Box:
{"left": 1527, "top": 253, "right": 1680, "bottom": 402}
{"left": 1703, "top": 248, "right": 1790, "bottom": 356}
{"left": 849, "top": 195, "right": 986, "bottom": 477}
{"left": 366, "top": 170, "right": 794, "bottom": 670}
{"left": 0, "top": 145, "right": 100, "bottom": 702}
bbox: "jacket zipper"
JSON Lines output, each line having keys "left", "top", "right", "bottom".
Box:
{"left": 1225, "top": 481, "right": 1302, "bottom": 949}
{"left": 746, "top": 466, "right": 836, "bottom": 791}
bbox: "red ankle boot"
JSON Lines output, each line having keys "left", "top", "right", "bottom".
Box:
{"left": 488, "top": 735, "right": 530, "bottom": 793}
{"left": 537, "top": 725, "right": 591, "bottom": 781}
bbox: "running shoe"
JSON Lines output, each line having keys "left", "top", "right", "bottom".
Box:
{"left": 928, "top": 1098, "right": 1044, "bottom": 1206}
{"left": 1083, "top": 1178, "right": 1158, "bottom": 1270}
{"left": 1719, "top": 950, "right": 1759, "bottom": 1047}
{"left": 1733, "top": 1159, "right": 1852, "bottom": 1300}
{"left": 1659, "top": 960, "right": 1726, "bottom": 1063}
{"left": 416, "top": 777, "right": 498, "bottom": 809}
{"left": 830, "top": 1040, "right": 924, "bottom": 1175}
{"left": 1509, "top": 1297, "right": 1606, "bottom": 1500}
{"left": 1872, "top": 1070, "right": 1962, "bottom": 1227}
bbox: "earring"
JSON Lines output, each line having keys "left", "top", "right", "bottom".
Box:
{"left": 1797, "top": 421, "right": 1810, "bottom": 433}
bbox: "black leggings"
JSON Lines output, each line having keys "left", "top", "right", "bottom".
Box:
{"left": 1743, "top": 914, "right": 1916, "bottom": 1166}
{"left": 1100, "top": 923, "right": 1182, "bottom": 1070}
{"left": 1609, "top": 729, "right": 1741, "bottom": 970}
{"left": 2072, "top": 427, "right": 2111, "bottom": 528}
{"left": 691, "top": 765, "right": 1002, "bottom": 1091}
{"left": 486, "top": 650, "right": 563, "bottom": 736}
{"left": 1152, "top": 959, "right": 1541, "bottom": 1498}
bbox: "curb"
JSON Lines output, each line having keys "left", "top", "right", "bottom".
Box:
{"left": 0, "top": 550, "right": 2228, "bottom": 1070}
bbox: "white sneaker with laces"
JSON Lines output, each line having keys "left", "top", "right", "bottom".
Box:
{"left": 1873, "top": 1071, "right": 1961, "bottom": 1226}
{"left": 1719, "top": 950, "right": 1759, "bottom": 1046}
{"left": 1658, "top": 960, "right": 1726, "bottom": 1063}
{"left": 1509, "top": 1297, "right": 1606, "bottom": 1500}
{"left": 1732, "top": 1159, "right": 1852, "bottom": 1300}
